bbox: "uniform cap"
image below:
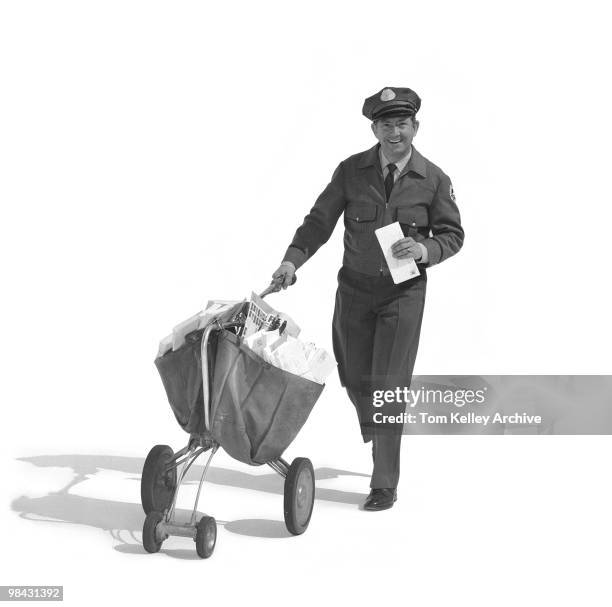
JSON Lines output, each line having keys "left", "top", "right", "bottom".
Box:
{"left": 362, "top": 87, "right": 421, "bottom": 121}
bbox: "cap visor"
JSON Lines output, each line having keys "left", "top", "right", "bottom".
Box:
{"left": 373, "top": 107, "right": 415, "bottom": 120}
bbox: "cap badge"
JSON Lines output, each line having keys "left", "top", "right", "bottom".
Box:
{"left": 380, "top": 88, "right": 396, "bottom": 101}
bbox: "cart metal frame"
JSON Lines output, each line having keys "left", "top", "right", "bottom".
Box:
{"left": 142, "top": 317, "right": 315, "bottom": 556}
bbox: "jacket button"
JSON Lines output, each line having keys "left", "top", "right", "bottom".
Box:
{"left": 412, "top": 221, "right": 416, "bottom": 226}
{"left": 356, "top": 217, "right": 360, "bottom": 221}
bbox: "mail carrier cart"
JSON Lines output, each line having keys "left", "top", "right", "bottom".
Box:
{"left": 141, "top": 296, "right": 324, "bottom": 558}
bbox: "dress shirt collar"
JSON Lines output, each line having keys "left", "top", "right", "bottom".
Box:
{"left": 357, "top": 143, "right": 427, "bottom": 178}
{"left": 379, "top": 146, "right": 412, "bottom": 174}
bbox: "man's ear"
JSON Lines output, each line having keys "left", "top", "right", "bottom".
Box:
{"left": 413, "top": 119, "right": 420, "bottom": 135}
{"left": 370, "top": 121, "right": 377, "bottom": 136}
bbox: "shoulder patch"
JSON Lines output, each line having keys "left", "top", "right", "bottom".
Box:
{"left": 449, "top": 183, "right": 456, "bottom": 202}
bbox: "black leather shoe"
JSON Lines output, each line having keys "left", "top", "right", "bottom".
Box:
{"left": 363, "top": 488, "right": 397, "bottom": 511}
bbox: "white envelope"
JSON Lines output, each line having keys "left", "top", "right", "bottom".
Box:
{"left": 157, "top": 334, "right": 174, "bottom": 358}
{"left": 375, "top": 222, "right": 420, "bottom": 284}
{"left": 306, "top": 348, "right": 336, "bottom": 384}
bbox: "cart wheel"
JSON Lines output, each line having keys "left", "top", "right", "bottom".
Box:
{"left": 141, "top": 444, "right": 177, "bottom": 515}
{"left": 195, "top": 516, "right": 217, "bottom": 559}
{"left": 284, "top": 457, "right": 315, "bottom": 535}
{"left": 143, "top": 510, "right": 165, "bottom": 553}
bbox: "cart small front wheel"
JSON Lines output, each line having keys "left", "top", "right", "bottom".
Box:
{"left": 284, "top": 457, "right": 315, "bottom": 535}
{"left": 141, "top": 444, "right": 177, "bottom": 515}
{"left": 143, "top": 510, "right": 165, "bottom": 553}
{"left": 195, "top": 516, "right": 217, "bottom": 558}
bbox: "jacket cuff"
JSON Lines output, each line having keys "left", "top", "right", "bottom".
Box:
{"left": 280, "top": 260, "right": 296, "bottom": 272}
{"left": 422, "top": 238, "right": 443, "bottom": 267}
{"left": 283, "top": 245, "right": 307, "bottom": 270}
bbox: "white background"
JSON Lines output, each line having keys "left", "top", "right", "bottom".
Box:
{"left": 1, "top": 1, "right": 611, "bottom": 605}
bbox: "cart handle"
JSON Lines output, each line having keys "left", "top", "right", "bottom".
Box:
{"left": 200, "top": 319, "right": 243, "bottom": 432}
{"left": 201, "top": 278, "right": 297, "bottom": 429}
{"left": 200, "top": 323, "right": 217, "bottom": 432}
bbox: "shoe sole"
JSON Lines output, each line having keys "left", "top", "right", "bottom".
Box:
{"left": 363, "top": 501, "right": 396, "bottom": 511}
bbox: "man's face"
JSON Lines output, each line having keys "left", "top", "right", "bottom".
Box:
{"left": 371, "top": 115, "right": 419, "bottom": 159}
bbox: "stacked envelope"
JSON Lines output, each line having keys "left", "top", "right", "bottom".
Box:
{"left": 244, "top": 328, "right": 336, "bottom": 385}
{"left": 156, "top": 294, "right": 337, "bottom": 385}
{"left": 157, "top": 300, "right": 241, "bottom": 357}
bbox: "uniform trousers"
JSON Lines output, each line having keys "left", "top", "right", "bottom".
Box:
{"left": 332, "top": 264, "right": 427, "bottom": 489}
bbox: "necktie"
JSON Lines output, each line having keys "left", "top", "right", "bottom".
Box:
{"left": 384, "top": 163, "right": 397, "bottom": 200}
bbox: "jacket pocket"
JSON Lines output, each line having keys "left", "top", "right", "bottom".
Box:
{"left": 345, "top": 202, "right": 377, "bottom": 233}
{"left": 397, "top": 206, "right": 429, "bottom": 239}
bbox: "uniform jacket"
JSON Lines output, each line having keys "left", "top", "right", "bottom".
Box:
{"left": 283, "top": 144, "right": 464, "bottom": 276}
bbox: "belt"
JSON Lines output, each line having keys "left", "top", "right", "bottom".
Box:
{"left": 341, "top": 264, "right": 427, "bottom": 282}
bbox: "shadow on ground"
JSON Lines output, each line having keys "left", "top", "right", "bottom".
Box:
{"left": 10, "top": 454, "right": 369, "bottom": 558}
